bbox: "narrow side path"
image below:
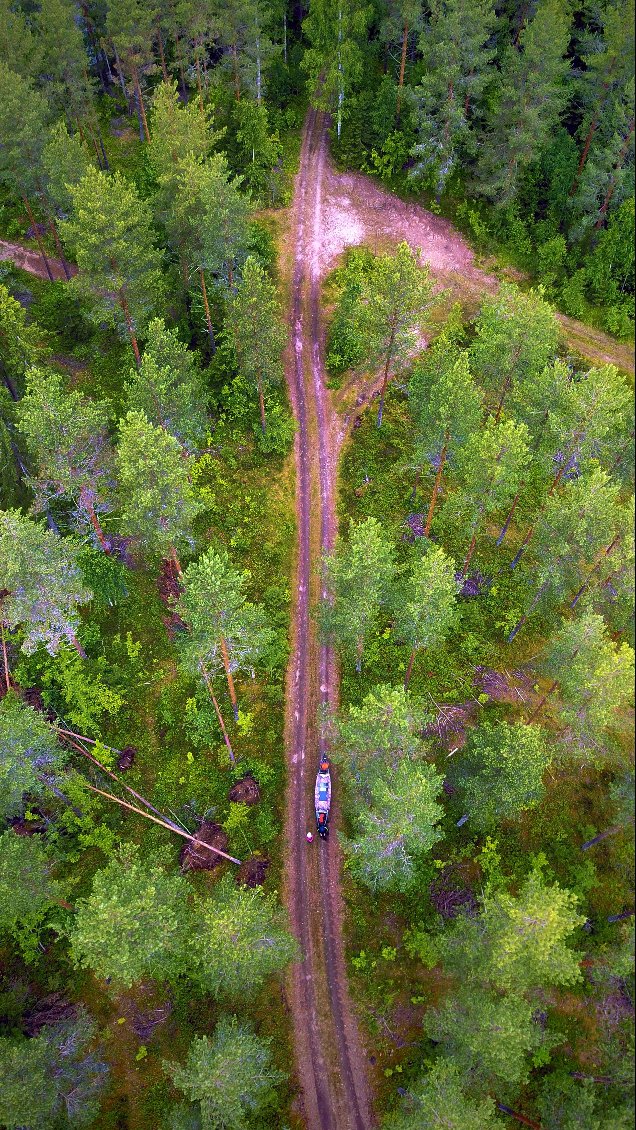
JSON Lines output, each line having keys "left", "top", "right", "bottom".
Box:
{"left": 0, "top": 239, "right": 75, "bottom": 281}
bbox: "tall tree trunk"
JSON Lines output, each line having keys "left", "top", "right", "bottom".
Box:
{"left": 510, "top": 522, "right": 535, "bottom": 569}
{"left": 526, "top": 678, "right": 558, "bottom": 722}
{"left": 461, "top": 529, "right": 478, "bottom": 575}
{"left": 595, "top": 117, "right": 635, "bottom": 228}
{"left": 496, "top": 487, "right": 522, "bottom": 545}
{"left": 195, "top": 57, "right": 204, "bottom": 113}
{"left": 202, "top": 668, "right": 236, "bottom": 762}
{"left": 495, "top": 1105, "right": 541, "bottom": 1130}
{"left": 404, "top": 646, "right": 417, "bottom": 689}
{"left": 571, "top": 531, "right": 621, "bottom": 607}
{"left": 170, "top": 546, "right": 183, "bottom": 578}
{"left": 355, "top": 637, "right": 363, "bottom": 674}
{"left": 257, "top": 374, "right": 266, "bottom": 433}
{"left": 82, "top": 493, "right": 111, "bottom": 554}
{"left": 131, "top": 63, "right": 151, "bottom": 142}
{"left": 112, "top": 42, "right": 129, "bottom": 108}
{"left": 581, "top": 824, "right": 626, "bottom": 850}
{"left": 256, "top": 36, "right": 262, "bottom": 104}
{"left": 377, "top": 323, "right": 398, "bottom": 427}
{"left": 1, "top": 617, "right": 10, "bottom": 693}
{"left": 424, "top": 441, "right": 447, "bottom": 535}
{"left": 119, "top": 293, "right": 141, "bottom": 365}
{"left": 157, "top": 26, "right": 169, "bottom": 82}
{"left": 232, "top": 44, "right": 241, "bottom": 100}
{"left": 396, "top": 22, "right": 409, "bottom": 117}
{"left": 507, "top": 580, "right": 549, "bottom": 642}
{"left": 283, "top": 12, "right": 287, "bottom": 64}
{"left": 494, "top": 372, "right": 512, "bottom": 423}
{"left": 199, "top": 268, "right": 216, "bottom": 351}
{"left": 22, "top": 197, "right": 54, "bottom": 281}
{"left": 570, "top": 115, "right": 599, "bottom": 193}
{"left": 47, "top": 218, "right": 72, "bottom": 281}
{"left": 220, "top": 635, "right": 238, "bottom": 719}
{"left": 69, "top": 633, "right": 87, "bottom": 658}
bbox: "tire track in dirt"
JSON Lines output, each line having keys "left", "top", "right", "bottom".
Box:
{"left": 284, "top": 108, "right": 374, "bottom": 1130}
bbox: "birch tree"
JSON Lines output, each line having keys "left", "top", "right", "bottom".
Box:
{"left": 331, "top": 683, "right": 430, "bottom": 795}
{"left": 302, "top": 0, "right": 371, "bottom": 140}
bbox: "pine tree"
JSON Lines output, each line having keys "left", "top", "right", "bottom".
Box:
{"left": 539, "top": 611, "right": 634, "bottom": 750}
{"left": 0, "top": 510, "right": 92, "bottom": 656}
{"left": 41, "top": 121, "right": 95, "bottom": 219}
{"left": 176, "top": 546, "right": 273, "bottom": 720}
{"left": 440, "top": 870, "right": 586, "bottom": 992}
{"left": 190, "top": 875, "right": 298, "bottom": 997}
{"left": 456, "top": 720, "right": 553, "bottom": 829}
{"left": 446, "top": 417, "right": 530, "bottom": 574}
{"left": 508, "top": 467, "right": 622, "bottom": 640}
{"left": 302, "top": 0, "right": 371, "bottom": 139}
{"left": 0, "top": 829, "right": 59, "bottom": 936}
{"left": 570, "top": 0, "right": 635, "bottom": 194}
{"left": 165, "top": 1018, "right": 287, "bottom": 1128}
{"left": 234, "top": 100, "right": 284, "bottom": 200}
{"left": 0, "top": 694, "right": 70, "bottom": 820}
{"left": 424, "top": 987, "right": 561, "bottom": 1085}
{"left": 163, "top": 154, "right": 250, "bottom": 344}
{"left": 228, "top": 255, "right": 287, "bottom": 433}
{"left": 61, "top": 169, "right": 164, "bottom": 364}
{"left": 17, "top": 369, "right": 115, "bottom": 551}
{"left": 148, "top": 79, "right": 216, "bottom": 185}
{"left": 469, "top": 284, "right": 560, "bottom": 421}
{"left": 0, "top": 285, "right": 41, "bottom": 401}
{"left": 378, "top": 0, "right": 423, "bottom": 116}
{"left": 125, "top": 318, "right": 209, "bottom": 451}
{"left": 116, "top": 410, "right": 202, "bottom": 565}
{"left": 383, "top": 1060, "right": 505, "bottom": 1130}
{"left": 408, "top": 342, "right": 483, "bottom": 535}
{"left": 410, "top": 0, "right": 497, "bottom": 195}
{"left": 320, "top": 517, "right": 396, "bottom": 671}
{"left": 0, "top": 1010, "right": 107, "bottom": 1130}
{"left": 34, "top": 0, "right": 96, "bottom": 125}
{"left": 331, "top": 683, "right": 430, "bottom": 794}
{"left": 395, "top": 545, "right": 459, "bottom": 688}
{"left": 359, "top": 242, "right": 436, "bottom": 426}
{"left": 106, "top": 0, "right": 158, "bottom": 141}
{"left": 70, "top": 843, "right": 191, "bottom": 986}
{"left": 342, "top": 758, "right": 444, "bottom": 892}
{"left": 0, "top": 0, "right": 42, "bottom": 80}
{"left": 0, "top": 63, "right": 56, "bottom": 280}
{"left": 474, "top": 0, "right": 572, "bottom": 204}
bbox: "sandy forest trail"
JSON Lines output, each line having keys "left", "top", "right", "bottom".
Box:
{"left": 283, "top": 108, "right": 375, "bottom": 1130}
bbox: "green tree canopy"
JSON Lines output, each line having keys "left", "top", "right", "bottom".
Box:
{"left": 0, "top": 829, "right": 59, "bottom": 937}
{"left": 424, "top": 986, "right": 562, "bottom": 1085}
{"left": 408, "top": 341, "right": 483, "bottom": 535}
{"left": 456, "top": 720, "right": 553, "bottom": 830}
{"left": 190, "top": 876, "right": 298, "bottom": 998}
{"left": 320, "top": 517, "right": 396, "bottom": 670}
{"left": 116, "top": 409, "right": 203, "bottom": 564}
{"left": 541, "top": 612, "right": 635, "bottom": 751}
{"left": 0, "top": 510, "right": 92, "bottom": 656}
{"left": 394, "top": 545, "right": 459, "bottom": 687}
{"left": 61, "top": 168, "right": 164, "bottom": 362}
{"left": 469, "top": 284, "right": 560, "bottom": 420}
{"left": 17, "top": 368, "right": 114, "bottom": 550}
{"left": 0, "top": 694, "right": 68, "bottom": 820}
{"left": 227, "top": 255, "right": 287, "bottom": 433}
{"left": 382, "top": 1059, "right": 504, "bottom": 1129}
{"left": 41, "top": 121, "right": 95, "bottom": 218}
{"left": 125, "top": 319, "right": 209, "bottom": 451}
{"left": 342, "top": 758, "right": 444, "bottom": 892}
{"left": 69, "top": 844, "right": 190, "bottom": 987}
{"left": 0, "top": 284, "right": 41, "bottom": 401}
{"left": 165, "top": 1017, "right": 286, "bottom": 1130}
{"left": 331, "top": 683, "right": 430, "bottom": 794}
{"left": 176, "top": 546, "right": 273, "bottom": 718}
{"left": 302, "top": 0, "right": 371, "bottom": 138}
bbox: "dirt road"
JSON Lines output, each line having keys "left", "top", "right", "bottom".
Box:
{"left": 283, "top": 108, "right": 375, "bottom": 1130}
